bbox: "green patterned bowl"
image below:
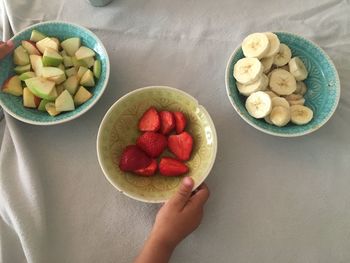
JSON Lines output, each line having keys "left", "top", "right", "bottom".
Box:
{"left": 0, "top": 21, "right": 110, "bottom": 125}
{"left": 225, "top": 32, "right": 340, "bottom": 137}
{"left": 97, "top": 86, "right": 217, "bottom": 203}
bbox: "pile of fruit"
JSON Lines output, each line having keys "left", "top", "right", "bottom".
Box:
{"left": 2, "top": 29, "right": 102, "bottom": 116}
{"left": 233, "top": 32, "right": 313, "bottom": 127}
{"left": 119, "top": 107, "right": 194, "bottom": 177}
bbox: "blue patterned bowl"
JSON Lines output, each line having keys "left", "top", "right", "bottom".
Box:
{"left": 225, "top": 32, "right": 340, "bottom": 137}
{"left": 0, "top": 21, "right": 110, "bottom": 125}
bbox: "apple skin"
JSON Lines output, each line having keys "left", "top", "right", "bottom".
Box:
{"left": 93, "top": 60, "right": 101, "bottom": 79}
{"left": 19, "top": 71, "right": 36, "bottom": 81}
{"left": 2, "top": 75, "right": 23, "bottom": 96}
{"left": 42, "top": 48, "right": 63, "bottom": 67}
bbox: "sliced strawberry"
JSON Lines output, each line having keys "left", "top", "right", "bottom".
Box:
{"left": 159, "top": 111, "right": 175, "bottom": 135}
{"left": 159, "top": 157, "right": 189, "bottom": 176}
{"left": 134, "top": 159, "right": 158, "bottom": 176}
{"left": 173, "top": 111, "right": 187, "bottom": 134}
{"left": 168, "top": 131, "right": 193, "bottom": 161}
{"left": 119, "top": 145, "right": 152, "bottom": 172}
{"left": 137, "top": 131, "right": 168, "bottom": 158}
{"left": 138, "top": 107, "right": 160, "bottom": 132}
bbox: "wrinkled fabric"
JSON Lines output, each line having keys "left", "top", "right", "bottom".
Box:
{"left": 1, "top": 0, "right": 350, "bottom": 262}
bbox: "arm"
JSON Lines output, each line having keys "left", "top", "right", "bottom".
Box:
{"left": 0, "top": 40, "right": 14, "bottom": 59}
{"left": 134, "top": 177, "right": 210, "bottom": 263}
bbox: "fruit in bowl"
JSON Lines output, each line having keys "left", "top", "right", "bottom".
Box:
{"left": 97, "top": 86, "right": 217, "bottom": 203}
{"left": 0, "top": 21, "right": 109, "bottom": 125}
{"left": 225, "top": 32, "right": 340, "bottom": 137}
{"left": 119, "top": 107, "right": 194, "bottom": 177}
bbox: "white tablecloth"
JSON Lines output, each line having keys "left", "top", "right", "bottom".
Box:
{"left": 1, "top": 0, "right": 350, "bottom": 262}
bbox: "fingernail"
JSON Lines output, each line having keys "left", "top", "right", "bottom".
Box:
{"left": 183, "top": 177, "right": 193, "bottom": 188}
{"left": 6, "top": 40, "right": 14, "bottom": 47}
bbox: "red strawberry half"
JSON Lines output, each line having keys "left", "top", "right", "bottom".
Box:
{"left": 159, "top": 157, "right": 189, "bottom": 176}
{"left": 137, "top": 131, "right": 168, "bottom": 158}
{"left": 168, "top": 131, "right": 193, "bottom": 161}
{"left": 173, "top": 111, "right": 187, "bottom": 134}
{"left": 159, "top": 111, "right": 175, "bottom": 135}
{"left": 119, "top": 145, "right": 152, "bottom": 172}
{"left": 138, "top": 107, "right": 160, "bottom": 132}
{"left": 134, "top": 159, "right": 158, "bottom": 176}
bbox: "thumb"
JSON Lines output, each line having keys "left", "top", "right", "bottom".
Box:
{"left": 168, "top": 177, "right": 194, "bottom": 210}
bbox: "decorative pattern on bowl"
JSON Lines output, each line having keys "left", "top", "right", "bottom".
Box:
{"left": 0, "top": 21, "right": 110, "bottom": 125}
{"left": 225, "top": 32, "right": 340, "bottom": 137}
{"left": 97, "top": 86, "right": 217, "bottom": 203}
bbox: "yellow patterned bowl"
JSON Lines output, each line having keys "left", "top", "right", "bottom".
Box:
{"left": 97, "top": 86, "right": 217, "bottom": 203}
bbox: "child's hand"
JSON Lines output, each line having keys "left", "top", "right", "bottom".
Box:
{"left": 151, "top": 177, "right": 210, "bottom": 250}
{"left": 0, "top": 40, "right": 14, "bottom": 60}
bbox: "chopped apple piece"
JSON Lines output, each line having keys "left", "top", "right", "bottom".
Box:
{"left": 38, "top": 99, "right": 50, "bottom": 111}
{"left": 51, "top": 37, "right": 60, "bottom": 48}
{"left": 19, "top": 71, "right": 36, "bottom": 81}
{"left": 14, "top": 64, "right": 31, "bottom": 74}
{"left": 36, "top": 37, "right": 58, "bottom": 54}
{"left": 61, "top": 37, "right": 81, "bottom": 56}
{"left": 29, "top": 55, "right": 44, "bottom": 76}
{"left": 43, "top": 48, "right": 63, "bottom": 67}
{"left": 77, "top": 66, "right": 88, "bottom": 80}
{"left": 14, "top": 46, "right": 30, "bottom": 66}
{"left": 23, "top": 87, "right": 41, "bottom": 108}
{"left": 2, "top": 75, "right": 23, "bottom": 96}
{"left": 63, "top": 75, "right": 79, "bottom": 95}
{"left": 58, "top": 64, "right": 65, "bottom": 72}
{"left": 21, "top": 40, "right": 41, "bottom": 55}
{"left": 75, "top": 46, "right": 95, "bottom": 60}
{"left": 93, "top": 60, "right": 101, "bottom": 79}
{"left": 80, "top": 56, "right": 94, "bottom": 68}
{"left": 56, "top": 84, "right": 65, "bottom": 96}
{"left": 25, "top": 77, "right": 55, "bottom": 100}
{"left": 41, "top": 67, "right": 66, "bottom": 84}
{"left": 74, "top": 86, "right": 92, "bottom": 106}
{"left": 72, "top": 56, "right": 86, "bottom": 69}
{"left": 30, "top": 30, "right": 47, "bottom": 42}
{"left": 45, "top": 102, "right": 61, "bottom": 116}
{"left": 55, "top": 90, "right": 75, "bottom": 112}
{"left": 65, "top": 67, "right": 77, "bottom": 77}
{"left": 63, "top": 55, "right": 73, "bottom": 67}
{"left": 80, "top": 69, "right": 95, "bottom": 87}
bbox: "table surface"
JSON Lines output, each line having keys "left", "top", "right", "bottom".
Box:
{"left": 1, "top": 0, "right": 350, "bottom": 262}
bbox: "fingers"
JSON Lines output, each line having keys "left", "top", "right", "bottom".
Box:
{"left": 0, "top": 40, "right": 14, "bottom": 59}
{"left": 168, "top": 177, "right": 194, "bottom": 210}
{"left": 188, "top": 183, "right": 210, "bottom": 208}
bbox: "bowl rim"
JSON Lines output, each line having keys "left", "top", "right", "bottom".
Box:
{"left": 0, "top": 20, "right": 110, "bottom": 126}
{"left": 96, "top": 86, "right": 218, "bottom": 203}
{"left": 225, "top": 31, "right": 341, "bottom": 137}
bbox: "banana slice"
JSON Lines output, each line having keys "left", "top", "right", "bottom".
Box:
{"left": 264, "top": 114, "right": 273, "bottom": 124}
{"left": 290, "top": 105, "right": 313, "bottom": 125}
{"left": 264, "top": 32, "right": 280, "bottom": 57}
{"left": 299, "top": 81, "right": 307, "bottom": 95}
{"left": 242, "top": 33, "right": 270, "bottom": 59}
{"left": 236, "top": 74, "right": 269, "bottom": 96}
{"left": 285, "top": 94, "right": 305, "bottom": 106}
{"left": 270, "top": 106, "right": 291, "bottom": 127}
{"left": 234, "top": 57, "right": 263, "bottom": 84}
{"left": 265, "top": 90, "right": 278, "bottom": 99}
{"left": 288, "top": 57, "right": 308, "bottom": 81}
{"left": 269, "top": 69, "right": 297, "bottom": 95}
{"left": 261, "top": 56, "right": 274, "bottom": 73}
{"left": 245, "top": 91, "right": 272, "bottom": 118}
{"left": 271, "top": 97, "right": 290, "bottom": 108}
{"left": 273, "top": 44, "right": 292, "bottom": 66}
